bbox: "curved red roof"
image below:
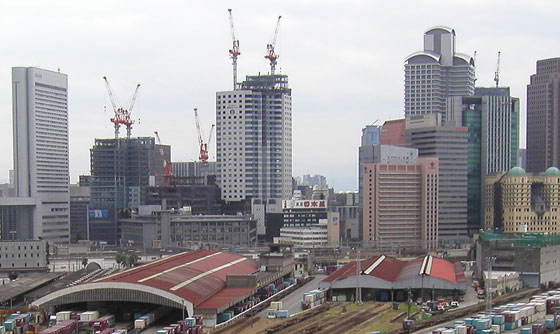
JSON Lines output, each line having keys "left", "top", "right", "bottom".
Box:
{"left": 322, "top": 255, "right": 463, "bottom": 285}
{"left": 95, "top": 250, "right": 258, "bottom": 305}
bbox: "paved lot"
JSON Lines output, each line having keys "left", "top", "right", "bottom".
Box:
{"left": 257, "top": 275, "right": 327, "bottom": 317}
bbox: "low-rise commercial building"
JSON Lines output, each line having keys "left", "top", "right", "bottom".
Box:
{"left": 0, "top": 240, "right": 48, "bottom": 271}
{"left": 120, "top": 206, "right": 257, "bottom": 249}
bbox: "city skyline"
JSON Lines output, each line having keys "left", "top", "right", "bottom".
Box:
{"left": 0, "top": 2, "right": 559, "bottom": 191}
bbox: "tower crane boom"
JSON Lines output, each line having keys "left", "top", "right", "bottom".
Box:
{"left": 103, "top": 76, "right": 140, "bottom": 139}
{"left": 265, "top": 15, "right": 282, "bottom": 75}
{"left": 228, "top": 9, "right": 240, "bottom": 90}
{"left": 494, "top": 51, "right": 501, "bottom": 88}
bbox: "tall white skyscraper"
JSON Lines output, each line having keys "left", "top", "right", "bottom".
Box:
{"left": 216, "top": 74, "right": 292, "bottom": 202}
{"left": 12, "top": 67, "right": 70, "bottom": 243}
{"left": 404, "top": 26, "right": 475, "bottom": 122}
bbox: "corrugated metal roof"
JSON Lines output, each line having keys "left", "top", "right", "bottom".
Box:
{"left": 322, "top": 255, "right": 462, "bottom": 285}
{"left": 95, "top": 250, "right": 258, "bottom": 306}
{"left": 429, "top": 257, "right": 457, "bottom": 283}
{"left": 196, "top": 288, "right": 254, "bottom": 311}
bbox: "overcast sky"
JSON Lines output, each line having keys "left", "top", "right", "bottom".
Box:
{"left": 0, "top": 1, "right": 558, "bottom": 191}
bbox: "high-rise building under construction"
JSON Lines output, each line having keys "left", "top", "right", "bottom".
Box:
{"left": 216, "top": 74, "right": 292, "bottom": 202}
{"left": 88, "top": 137, "right": 169, "bottom": 244}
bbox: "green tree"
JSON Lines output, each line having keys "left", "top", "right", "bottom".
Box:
{"left": 81, "top": 258, "right": 88, "bottom": 267}
{"left": 115, "top": 253, "right": 125, "bottom": 268}
{"left": 127, "top": 254, "right": 138, "bottom": 267}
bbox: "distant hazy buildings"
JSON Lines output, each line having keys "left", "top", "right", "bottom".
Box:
{"left": 405, "top": 26, "right": 475, "bottom": 122}
{"left": 362, "top": 157, "right": 439, "bottom": 249}
{"left": 406, "top": 114, "right": 468, "bottom": 241}
{"left": 301, "top": 175, "right": 327, "bottom": 187}
{"left": 10, "top": 67, "right": 70, "bottom": 243}
{"left": 527, "top": 58, "right": 560, "bottom": 173}
{"left": 447, "top": 87, "right": 519, "bottom": 235}
{"left": 485, "top": 167, "right": 560, "bottom": 234}
{"left": 216, "top": 74, "right": 292, "bottom": 203}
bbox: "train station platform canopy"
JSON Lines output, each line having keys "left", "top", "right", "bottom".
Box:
{"left": 319, "top": 254, "right": 466, "bottom": 292}
{"left": 31, "top": 250, "right": 259, "bottom": 316}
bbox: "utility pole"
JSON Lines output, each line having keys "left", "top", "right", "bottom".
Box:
{"left": 356, "top": 248, "right": 362, "bottom": 303}
{"left": 182, "top": 299, "right": 185, "bottom": 333}
{"left": 486, "top": 256, "right": 496, "bottom": 311}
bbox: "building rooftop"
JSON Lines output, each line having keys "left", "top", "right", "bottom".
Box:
{"left": 508, "top": 166, "right": 526, "bottom": 176}
{"left": 544, "top": 167, "right": 560, "bottom": 176}
{"left": 322, "top": 254, "right": 463, "bottom": 284}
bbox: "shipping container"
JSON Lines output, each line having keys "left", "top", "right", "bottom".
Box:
{"left": 134, "top": 319, "right": 146, "bottom": 330}
{"left": 275, "top": 310, "right": 288, "bottom": 318}
{"left": 80, "top": 312, "right": 99, "bottom": 322}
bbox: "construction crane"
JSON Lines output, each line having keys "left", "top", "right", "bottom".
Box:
{"left": 103, "top": 76, "right": 140, "bottom": 139}
{"left": 494, "top": 51, "right": 501, "bottom": 88}
{"left": 194, "top": 108, "right": 215, "bottom": 164}
{"left": 265, "top": 15, "right": 282, "bottom": 75}
{"left": 228, "top": 9, "right": 240, "bottom": 90}
{"left": 154, "top": 131, "right": 173, "bottom": 187}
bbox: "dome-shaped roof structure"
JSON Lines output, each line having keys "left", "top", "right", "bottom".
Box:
{"left": 544, "top": 167, "right": 560, "bottom": 176}
{"left": 508, "top": 166, "right": 526, "bottom": 176}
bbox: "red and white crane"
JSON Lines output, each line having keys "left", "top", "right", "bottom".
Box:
{"left": 194, "top": 108, "right": 215, "bottom": 164}
{"left": 154, "top": 131, "right": 173, "bottom": 187}
{"left": 265, "top": 15, "right": 282, "bottom": 75}
{"left": 103, "top": 76, "right": 140, "bottom": 139}
{"left": 228, "top": 8, "right": 240, "bottom": 90}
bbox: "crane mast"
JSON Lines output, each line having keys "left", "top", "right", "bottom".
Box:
{"left": 494, "top": 51, "right": 501, "bottom": 88}
{"left": 265, "top": 15, "right": 282, "bottom": 75}
{"left": 154, "top": 131, "right": 173, "bottom": 187}
{"left": 103, "top": 76, "right": 140, "bottom": 139}
{"left": 228, "top": 9, "right": 240, "bottom": 90}
{"left": 193, "top": 108, "right": 215, "bottom": 164}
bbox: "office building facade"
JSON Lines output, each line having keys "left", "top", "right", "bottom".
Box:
{"left": 447, "top": 87, "right": 520, "bottom": 234}
{"left": 70, "top": 184, "right": 90, "bottom": 242}
{"left": 406, "top": 114, "right": 468, "bottom": 240}
{"left": 12, "top": 67, "right": 70, "bottom": 243}
{"left": 527, "top": 58, "right": 560, "bottom": 173}
{"left": 216, "top": 74, "right": 292, "bottom": 203}
{"left": 362, "top": 157, "right": 439, "bottom": 249}
{"left": 404, "top": 26, "right": 475, "bottom": 122}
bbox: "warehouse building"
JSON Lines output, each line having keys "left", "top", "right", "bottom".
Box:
{"left": 32, "top": 248, "right": 294, "bottom": 327}
{"left": 319, "top": 254, "right": 466, "bottom": 302}
{"left": 476, "top": 231, "right": 560, "bottom": 287}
